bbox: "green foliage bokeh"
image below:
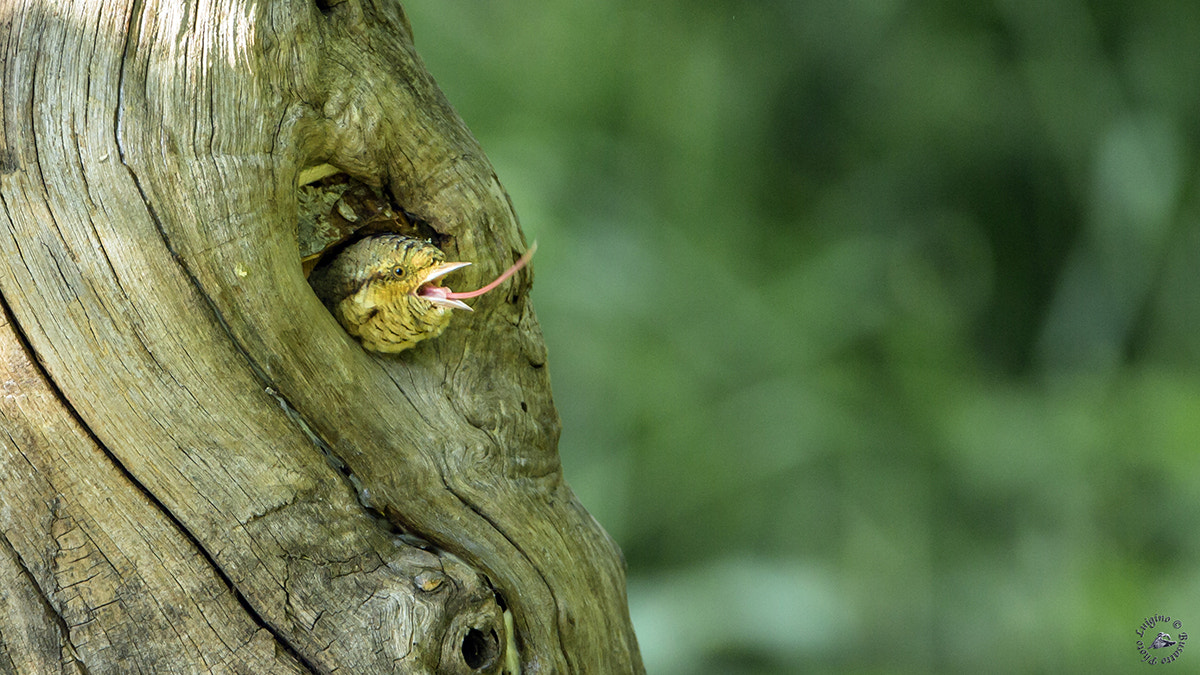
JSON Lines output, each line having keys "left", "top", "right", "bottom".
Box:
{"left": 405, "top": 1, "right": 1200, "bottom": 671}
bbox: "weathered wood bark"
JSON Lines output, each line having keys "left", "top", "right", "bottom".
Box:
{"left": 0, "top": 0, "right": 642, "bottom": 673}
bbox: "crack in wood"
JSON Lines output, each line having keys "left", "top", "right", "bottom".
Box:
{"left": 0, "top": 527, "right": 93, "bottom": 674}
{"left": 0, "top": 289, "right": 319, "bottom": 675}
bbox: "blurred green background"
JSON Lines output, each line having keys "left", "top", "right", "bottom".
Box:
{"left": 405, "top": 1, "right": 1200, "bottom": 672}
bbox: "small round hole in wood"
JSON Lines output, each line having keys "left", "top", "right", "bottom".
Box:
{"left": 461, "top": 628, "right": 499, "bottom": 670}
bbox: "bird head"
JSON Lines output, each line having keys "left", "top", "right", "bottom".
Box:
{"left": 310, "top": 234, "right": 535, "bottom": 353}
{"left": 358, "top": 237, "right": 474, "bottom": 313}
{"left": 340, "top": 237, "right": 473, "bottom": 351}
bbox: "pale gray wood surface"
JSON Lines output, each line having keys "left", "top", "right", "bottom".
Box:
{"left": 0, "top": 0, "right": 641, "bottom": 672}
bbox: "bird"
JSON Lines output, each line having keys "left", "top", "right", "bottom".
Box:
{"left": 308, "top": 234, "right": 536, "bottom": 353}
{"left": 1152, "top": 633, "right": 1177, "bottom": 649}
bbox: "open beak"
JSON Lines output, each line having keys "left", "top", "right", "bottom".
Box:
{"left": 417, "top": 261, "right": 474, "bottom": 311}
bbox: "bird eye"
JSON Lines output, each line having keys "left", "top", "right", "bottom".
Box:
{"left": 393, "top": 266, "right": 406, "bottom": 278}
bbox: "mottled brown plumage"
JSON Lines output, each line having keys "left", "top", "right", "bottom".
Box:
{"left": 309, "top": 235, "right": 535, "bottom": 354}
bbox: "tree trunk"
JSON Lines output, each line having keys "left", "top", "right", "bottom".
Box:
{"left": 0, "top": 0, "right": 642, "bottom": 672}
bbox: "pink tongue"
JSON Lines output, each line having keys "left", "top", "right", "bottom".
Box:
{"left": 422, "top": 286, "right": 452, "bottom": 301}
{"left": 445, "top": 242, "right": 538, "bottom": 300}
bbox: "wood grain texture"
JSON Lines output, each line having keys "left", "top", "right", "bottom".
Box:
{"left": 0, "top": 0, "right": 642, "bottom": 672}
{"left": 0, "top": 307, "right": 308, "bottom": 675}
